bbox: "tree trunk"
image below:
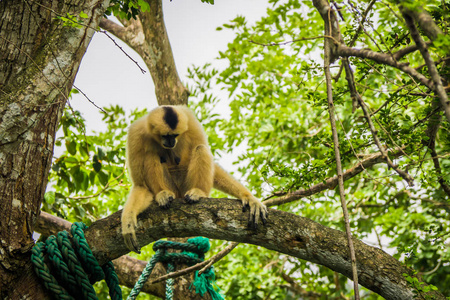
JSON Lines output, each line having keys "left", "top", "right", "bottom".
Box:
{"left": 0, "top": 1, "right": 109, "bottom": 298}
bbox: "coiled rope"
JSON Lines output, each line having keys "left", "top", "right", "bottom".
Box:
{"left": 31, "top": 222, "right": 122, "bottom": 300}
{"left": 128, "top": 237, "right": 224, "bottom": 300}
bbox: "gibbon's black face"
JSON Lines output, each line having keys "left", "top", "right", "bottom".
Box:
{"left": 161, "top": 134, "right": 179, "bottom": 149}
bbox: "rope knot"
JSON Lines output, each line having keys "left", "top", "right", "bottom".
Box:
{"left": 129, "top": 237, "right": 223, "bottom": 300}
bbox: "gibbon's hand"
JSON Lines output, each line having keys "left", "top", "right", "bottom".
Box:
{"left": 241, "top": 194, "right": 268, "bottom": 229}
{"left": 184, "top": 188, "right": 208, "bottom": 204}
{"left": 155, "top": 190, "right": 175, "bottom": 209}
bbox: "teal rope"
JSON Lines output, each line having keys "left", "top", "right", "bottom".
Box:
{"left": 165, "top": 263, "right": 175, "bottom": 300}
{"left": 128, "top": 237, "right": 224, "bottom": 300}
{"left": 31, "top": 222, "right": 122, "bottom": 300}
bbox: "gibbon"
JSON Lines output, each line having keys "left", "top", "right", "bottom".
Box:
{"left": 122, "top": 105, "right": 268, "bottom": 253}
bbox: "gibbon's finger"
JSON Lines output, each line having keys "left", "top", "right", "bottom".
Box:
{"left": 261, "top": 211, "right": 267, "bottom": 225}
{"left": 253, "top": 205, "right": 261, "bottom": 229}
{"left": 160, "top": 196, "right": 174, "bottom": 209}
{"left": 242, "top": 203, "right": 250, "bottom": 212}
{"left": 184, "top": 195, "right": 200, "bottom": 204}
{"left": 249, "top": 212, "right": 258, "bottom": 230}
{"left": 124, "top": 233, "right": 141, "bottom": 254}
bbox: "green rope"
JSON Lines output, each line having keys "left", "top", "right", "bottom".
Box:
{"left": 127, "top": 237, "right": 224, "bottom": 300}
{"left": 31, "top": 222, "right": 122, "bottom": 300}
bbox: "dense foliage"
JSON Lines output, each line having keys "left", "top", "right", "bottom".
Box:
{"left": 44, "top": 0, "right": 449, "bottom": 298}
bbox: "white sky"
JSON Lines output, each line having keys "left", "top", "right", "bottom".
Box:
{"left": 70, "top": 0, "right": 270, "bottom": 131}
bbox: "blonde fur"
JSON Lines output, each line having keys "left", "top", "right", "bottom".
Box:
{"left": 122, "top": 105, "right": 267, "bottom": 253}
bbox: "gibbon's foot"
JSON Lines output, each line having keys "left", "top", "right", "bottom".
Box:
{"left": 156, "top": 190, "right": 175, "bottom": 208}
{"left": 184, "top": 188, "right": 207, "bottom": 204}
{"left": 241, "top": 194, "right": 268, "bottom": 229}
{"left": 122, "top": 213, "right": 141, "bottom": 253}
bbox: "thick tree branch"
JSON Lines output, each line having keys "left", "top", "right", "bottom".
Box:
{"left": 392, "top": 41, "right": 432, "bottom": 61}
{"left": 35, "top": 199, "right": 445, "bottom": 300}
{"left": 99, "top": 18, "right": 128, "bottom": 42}
{"left": 400, "top": 3, "right": 444, "bottom": 42}
{"left": 263, "top": 148, "right": 404, "bottom": 207}
{"left": 312, "top": 0, "right": 343, "bottom": 61}
{"left": 337, "top": 45, "right": 433, "bottom": 89}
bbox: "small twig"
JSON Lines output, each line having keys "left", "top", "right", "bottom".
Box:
{"left": 147, "top": 242, "right": 239, "bottom": 285}
{"left": 342, "top": 58, "right": 359, "bottom": 112}
{"left": 347, "top": 0, "right": 385, "bottom": 54}
{"left": 343, "top": 58, "right": 414, "bottom": 185}
{"left": 72, "top": 85, "right": 107, "bottom": 113}
{"left": 248, "top": 35, "right": 340, "bottom": 47}
{"left": 99, "top": 30, "right": 147, "bottom": 74}
{"left": 419, "top": 260, "right": 442, "bottom": 276}
{"left": 362, "top": 105, "right": 413, "bottom": 183}
{"left": 198, "top": 242, "right": 239, "bottom": 275}
{"left": 263, "top": 148, "right": 405, "bottom": 207}
{"left": 28, "top": 3, "right": 146, "bottom": 75}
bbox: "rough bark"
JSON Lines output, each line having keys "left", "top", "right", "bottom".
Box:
{"left": 99, "top": 0, "right": 190, "bottom": 106}
{"left": 0, "top": 0, "right": 109, "bottom": 298}
{"left": 34, "top": 198, "right": 443, "bottom": 300}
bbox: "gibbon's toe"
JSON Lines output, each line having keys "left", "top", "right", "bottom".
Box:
{"left": 241, "top": 195, "right": 268, "bottom": 229}
{"left": 184, "top": 188, "right": 206, "bottom": 203}
{"left": 156, "top": 190, "right": 175, "bottom": 208}
{"left": 123, "top": 231, "right": 141, "bottom": 254}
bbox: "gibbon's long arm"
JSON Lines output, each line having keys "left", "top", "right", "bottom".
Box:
{"left": 121, "top": 105, "right": 268, "bottom": 253}
{"left": 213, "top": 163, "right": 268, "bottom": 227}
{"left": 183, "top": 145, "right": 214, "bottom": 203}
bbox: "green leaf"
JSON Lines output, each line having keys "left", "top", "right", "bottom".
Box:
{"left": 98, "top": 147, "right": 106, "bottom": 160}
{"left": 79, "top": 11, "right": 88, "bottom": 18}
{"left": 44, "top": 191, "right": 56, "bottom": 205}
{"left": 98, "top": 171, "right": 109, "bottom": 186}
{"left": 137, "top": 0, "right": 150, "bottom": 12}
{"left": 93, "top": 161, "right": 102, "bottom": 173}
{"left": 66, "top": 140, "right": 77, "bottom": 155}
